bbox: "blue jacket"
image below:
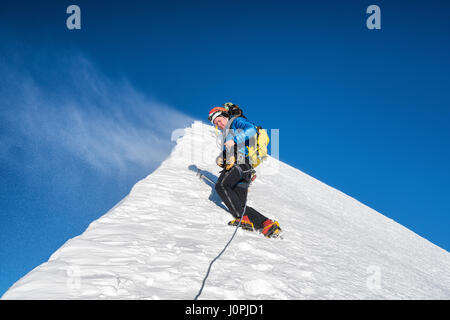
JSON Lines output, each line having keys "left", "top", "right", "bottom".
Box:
{"left": 223, "top": 117, "right": 257, "bottom": 157}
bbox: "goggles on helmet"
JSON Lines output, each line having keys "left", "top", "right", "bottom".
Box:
{"left": 208, "top": 107, "right": 228, "bottom": 124}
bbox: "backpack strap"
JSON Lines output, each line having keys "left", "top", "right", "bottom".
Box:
{"left": 255, "top": 125, "right": 262, "bottom": 160}
{"left": 220, "top": 115, "right": 239, "bottom": 151}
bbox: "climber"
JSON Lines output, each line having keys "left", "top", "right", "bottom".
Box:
{"left": 208, "top": 103, "right": 281, "bottom": 238}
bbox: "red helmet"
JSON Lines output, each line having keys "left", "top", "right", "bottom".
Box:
{"left": 208, "top": 107, "right": 228, "bottom": 124}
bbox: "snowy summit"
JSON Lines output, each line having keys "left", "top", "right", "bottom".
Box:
{"left": 2, "top": 121, "right": 450, "bottom": 299}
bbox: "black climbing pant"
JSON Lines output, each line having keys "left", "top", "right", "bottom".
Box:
{"left": 215, "top": 163, "right": 268, "bottom": 230}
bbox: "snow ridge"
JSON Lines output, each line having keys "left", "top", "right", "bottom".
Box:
{"left": 3, "top": 121, "right": 449, "bottom": 299}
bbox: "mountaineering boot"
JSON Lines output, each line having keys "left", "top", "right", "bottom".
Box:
{"left": 261, "top": 219, "right": 282, "bottom": 238}
{"left": 228, "top": 215, "right": 254, "bottom": 231}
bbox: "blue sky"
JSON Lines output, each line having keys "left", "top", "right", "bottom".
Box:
{"left": 1, "top": 0, "right": 449, "bottom": 296}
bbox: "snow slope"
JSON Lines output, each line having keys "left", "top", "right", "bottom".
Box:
{"left": 3, "top": 121, "right": 449, "bottom": 299}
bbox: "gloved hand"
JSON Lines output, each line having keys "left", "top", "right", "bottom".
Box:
{"left": 225, "top": 155, "right": 235, "bottom": 171}
{"left": 216, "top": 155, "right": 225, "bottom": 168}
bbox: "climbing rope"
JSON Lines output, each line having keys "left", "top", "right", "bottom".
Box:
{"left": 194, "top": 205, "right": 246, "bottom": 300}
{"left": 194, "top": 167, "right": 253, "bottom": 300}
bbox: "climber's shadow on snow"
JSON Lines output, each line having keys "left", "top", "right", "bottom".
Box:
{"left": 188, "top": 165, "right": 227, "bottom": 211}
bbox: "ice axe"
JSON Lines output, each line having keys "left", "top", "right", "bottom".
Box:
{"left": 196, "top": 169, "right": 216, "bottom": 185}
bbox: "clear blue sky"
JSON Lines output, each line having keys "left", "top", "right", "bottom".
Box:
{"left": 1, "top": 0, "right": 449, "bottom": 296}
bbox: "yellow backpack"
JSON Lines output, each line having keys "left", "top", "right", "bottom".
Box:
{"left": 247, "top": 126, "right": 270, "bottom": 168}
